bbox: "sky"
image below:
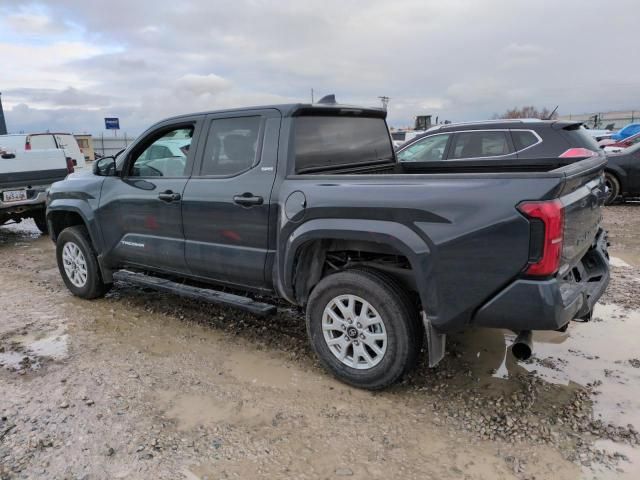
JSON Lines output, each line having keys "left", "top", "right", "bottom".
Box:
{"left": 0, "top": 0, "right": 639, "bottom": 135}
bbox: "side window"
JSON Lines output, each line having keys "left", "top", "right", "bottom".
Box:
{"left": 511, "top": 130, "right": 539, "bottom": 151}
{"left": 397, "top": 134, "right": 451, "bottom": 162}
{"left": 130, "top": 127, "right": 193, "bottom": 177}
{"left": 450, "top": 131, "right": 511, "bottom": 159}
{"left": 200, "top": 116, "right": 262, "bottom": 176}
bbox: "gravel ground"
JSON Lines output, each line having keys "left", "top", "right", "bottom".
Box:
{"left": 1, "top": 204, "right": 639, "bottom": 479}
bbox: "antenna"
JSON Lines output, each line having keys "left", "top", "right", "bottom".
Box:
{"left": 546, "top": 105, "right": 559, "bottom": 120}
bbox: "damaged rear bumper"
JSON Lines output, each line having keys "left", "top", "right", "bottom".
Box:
{"left": 473, "top": 229, "right": 610, "bottom": 331}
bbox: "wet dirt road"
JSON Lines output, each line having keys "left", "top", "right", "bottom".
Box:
{"left": 1, "top": 205, "right": 640, "bottom": 479}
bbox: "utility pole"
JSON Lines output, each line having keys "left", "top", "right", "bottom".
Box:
{"left": 378, "top": 96, "right": 390, "bottom": 111}
{"left": 0, "top": 92, "right": 7, "bottom": 135}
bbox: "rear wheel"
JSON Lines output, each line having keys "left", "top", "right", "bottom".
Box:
{"left": 56, "top": 225, "right": 111, "bottom": 299}
{"left": 306, "top": 269, "right": 421, "bottom": 390}
{"left": 604, "top": 172, "right": 620, "bottom": 205}
{"left": 32, "top": 210, "right": 48, "bottom": 234}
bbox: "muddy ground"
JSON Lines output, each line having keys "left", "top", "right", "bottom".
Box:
{"left": 1, "top": 204, "right": 640, "bottom": 480}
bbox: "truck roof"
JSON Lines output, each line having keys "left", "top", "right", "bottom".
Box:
{"left": 159, "top": 103, "right": 388, "bottom": 124}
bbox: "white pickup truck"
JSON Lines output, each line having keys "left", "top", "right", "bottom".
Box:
{"left": 0, "top": 145, "right": 72, "bottom": 233}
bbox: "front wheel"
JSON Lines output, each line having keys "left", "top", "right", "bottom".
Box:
{"left": 56, "top": 225, "right": 111, "bottom": 299}
{"left": 306, "top": 269, "right": 421, "bottom": 390}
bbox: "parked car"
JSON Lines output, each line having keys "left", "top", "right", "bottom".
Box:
{"left": 1, "top": 144, "right": 74, "bottom": 232}
{"left": 390, "top": 130, "right": 422, "bottom": 148}
{"left": 46, "top": 103, "right": 609, "bottom": 390}
{"left": 610, "top": 123, "right": 640, "bottom": 141}
{"left": 604, "top": 142, "right": 640, "bottom": 203}
{"left": 583, "top": 127, "right": 612, "bottom": 142}
{"left": 0, "top": 133, "right": 87, "bottom": 170}
{"left": 599, "top": 131, "right": 640, "bottom": 151}
{"left": 395, "top": 119, "right": 605, "bottom": 172}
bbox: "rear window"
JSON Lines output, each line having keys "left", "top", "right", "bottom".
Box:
{"left": 561, "top": 126, "right": 601, "bottom": 150}
{"left": 29, "top": 135, "right": 57, "bottom": 149}
{"left": 511, "top": 130, "right": 539, "bottom": 151}
{"left": 294, "top": 116, "right": 393, "bottom": 173}
{"left": 449, "top": 131, "right": 511, "bottom": 159}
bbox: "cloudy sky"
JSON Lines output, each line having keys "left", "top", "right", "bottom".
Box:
{"left": 0, "top": 0, "right": 638, "bottom": 134}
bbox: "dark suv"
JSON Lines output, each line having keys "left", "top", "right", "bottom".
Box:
{"left": 396, "top": 119, "right": 605, "bottom": 176}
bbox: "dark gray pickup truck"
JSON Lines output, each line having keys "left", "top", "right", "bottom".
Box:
{"left": 46, "top": 102, "right": 610, "bottom": 389}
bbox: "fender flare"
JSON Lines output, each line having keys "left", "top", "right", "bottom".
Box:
{"left": 47, "top": 201, "right": 101, "bottom": 247}
{"left": 47, "top": 201, "right": 112, "bottom": 282}
{"left": 276, "top": 218, "right": 437, "bottom": 316}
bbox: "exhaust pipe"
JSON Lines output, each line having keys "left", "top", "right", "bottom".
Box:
{"left": 511, "top": 330, "right": 533, "bottom": 361}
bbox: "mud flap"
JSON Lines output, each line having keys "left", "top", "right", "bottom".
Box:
{"left": 422, "top": 312, "right": 446, "bottom": 367}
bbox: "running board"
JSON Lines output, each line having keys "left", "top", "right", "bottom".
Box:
{"left": 112, "top": 270, "right": 277, "bottom": 316}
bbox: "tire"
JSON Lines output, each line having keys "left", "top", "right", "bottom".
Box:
{"left": 32, "top": 210, "right": 48, "bottom": 234}
{"left": 306, "top": 269, "right": 422, "bottom": 390}
{"left": 56, "top": 225, "right": 111, "bottom": 299}
{"left": 604, "top": 172, "right": 620, "bottom": 205}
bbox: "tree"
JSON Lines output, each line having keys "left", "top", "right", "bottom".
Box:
{"left": 493, "top": 106, "right": 558, "bottom": 120}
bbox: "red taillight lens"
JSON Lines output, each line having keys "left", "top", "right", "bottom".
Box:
{"left": 518, "top": 200, "right": 564, "bottom": 276}
{"left": 66, "top": 157, "right": 75, "bottom": 174}
{"left": 558, "top": 148, "right": 596, "bottom": 158}
{"left": 25, "top": 141, "right": 31, "bottom": 150}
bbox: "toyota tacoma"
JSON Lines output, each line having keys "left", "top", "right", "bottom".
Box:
{"left": 46, "top": 101, "right": 610, "bottom": 389}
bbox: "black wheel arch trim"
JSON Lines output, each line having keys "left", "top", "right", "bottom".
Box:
{"left": 276, "top": 218, "right": 437, "bottom": 320}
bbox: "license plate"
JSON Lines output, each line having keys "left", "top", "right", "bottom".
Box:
{"left": 2, "top": 190, "right": 28, "bottom": 202}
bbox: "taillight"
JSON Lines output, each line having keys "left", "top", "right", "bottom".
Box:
{"left": 559, "top": 148, "right": 596, "bottom": 158}
{"left": 518, "top": 200, "right": 564, "bottom": 276}
{"left": 25, "top": 140, "right": 31, "bottom": 150}
{"left": 66, "top": 157, "right": 75, "bottom": 174}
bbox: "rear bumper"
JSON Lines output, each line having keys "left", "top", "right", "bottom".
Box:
{"left": 473, "top": 229, "right": 610, "bottom": 331}
{"left": 0, "top": 189, "right": 48, "bottom": 215}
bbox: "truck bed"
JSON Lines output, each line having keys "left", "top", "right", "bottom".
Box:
{"left": 282, "top": 155, "right": 606, "bottom": 332}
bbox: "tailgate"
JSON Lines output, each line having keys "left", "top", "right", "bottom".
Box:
{"left": 555, "top": 156, "right": 607, "bottom": 271}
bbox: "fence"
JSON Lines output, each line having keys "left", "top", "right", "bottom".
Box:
{"left": 92, "top": 133, "right": 136, "bottom": 158}
{"left": 558, "top": 110, "right": 639, "bottom": 130}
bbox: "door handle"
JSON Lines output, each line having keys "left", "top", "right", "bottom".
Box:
{"left": 233, "top": 193, "right": 264, "bottom": 207}
{"left": 158, "top": 190, "right": 181, "bottom": 202}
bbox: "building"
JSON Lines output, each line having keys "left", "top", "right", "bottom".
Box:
{"left": 74, "top": 134, "right": 95, "bottom": 162}
{"left": 0, "top": 92, "right": 7, "bottom": 135}
{"left": 92, "top": 133, "right": 136, "bottom": 158}
{"left": 559, "top": 110, "right": 639, "bottom": 130}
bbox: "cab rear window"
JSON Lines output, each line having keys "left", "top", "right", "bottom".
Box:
{"left": 294, "top": 116, "right": 393, "bottom": 173}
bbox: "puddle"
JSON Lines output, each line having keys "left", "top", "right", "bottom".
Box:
{"left": 157, "top": 391, "right": 271, "bottom": 430}
{"left": 225, "top": 347, "right": 358, "bottom": 396}
{"left": 0, "top": 327, "right": 69, "bottom": 371}
{"left": 457, "top": 301, "right": 640, "bottom": 475}
{"left": 586, "top": 439, "right": 639, "bottom": 480}
{"left": 226, "top": 349, "right": 312, "bottom": 389}
{"left": 0, "top": 350, "right": 35, "bottom": 370}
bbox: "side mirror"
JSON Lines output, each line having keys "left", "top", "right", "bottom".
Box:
{"left": 93, "top": 156, "right": 117, "bottom": 176}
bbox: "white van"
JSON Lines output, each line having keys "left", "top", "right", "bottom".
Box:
{"left": 0, "top": 133, "right": 87, "bottom": 170}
